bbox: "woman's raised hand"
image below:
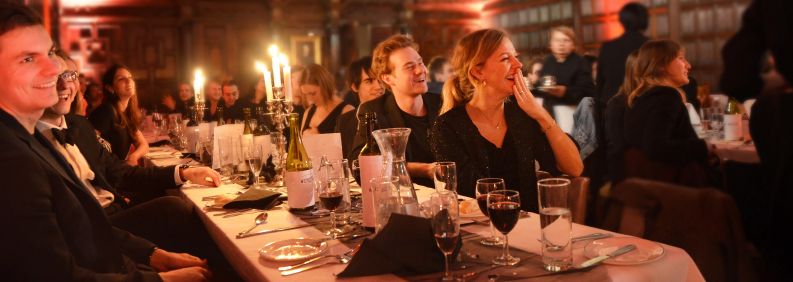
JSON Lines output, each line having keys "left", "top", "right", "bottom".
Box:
{"left": 512, "top": 69, "right": 551, "bottom": 123}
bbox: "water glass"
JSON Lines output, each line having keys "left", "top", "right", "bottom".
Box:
{"left": 370, "top": 176, "right": 399, "bottom": 234}
{"left": 488, "top": 190, "right": 521, "bottom": 266}
{"left": 434, "top": 162, "right": 457, "bottom": 193}
{"left": 476, "top": 178, "right": 504, "bottom": 246}
{"left": 201, "top": 134, "right": 213, "bottom": 166}
{"left": 244, "top": 144, "right": 263, "bottom": 189}
{"left": 538, "top": 178, "right": 573, "bottom": 271}
{"left": 709, "top": 112, "right": 724, "bottom": 142}
{"left": 218, "top": 136, "right": 235, "bottom": 181}
{"left": 429, "top": 191, "right": 460, "bottom": 281}
{"left": 699, "top": 108, "right": 712, "bottom": 133}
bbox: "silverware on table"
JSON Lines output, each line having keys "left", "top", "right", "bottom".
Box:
{"left": 236, "top": 222, "right": 320, "bottom": 238}
{"left": 213, "top": 208, "right": 252, "bottom": 217}
{"left": 278, "top": 241, "right": 364, "bottom": 271}
{"left": 577, "top": 244, "right": 636, "bottom": 269}
{"left": 302, "top": 232, "right": 372, "bottom": 245}
{"left": 238, "top": 213, "right": 268, "bottom": 235}
{"left": 536, "top": 233, "right": 614, "bottom": 244}
{"left": 222, "top": 209, "right": 261, "bottom": 218}
{"left": 280, "top": 241, "right": 362, "bottom": 275}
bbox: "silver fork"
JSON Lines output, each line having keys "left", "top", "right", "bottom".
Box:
{"left": 280, "top": 242, "right": 361, "bottom": 276}
{"left": 278, "top": 241, "right": 362, "bottom": 271}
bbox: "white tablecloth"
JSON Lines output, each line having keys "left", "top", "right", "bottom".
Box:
{"left": 712, "top": 140, "right": 760, "bottom": 164}
{"left": 178, "top": 184, "right": 705, "bottom": 282}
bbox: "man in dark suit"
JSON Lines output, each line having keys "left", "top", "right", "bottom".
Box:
{"left": 349, "top": 35, "right": 440, "bottom": 187}
{"left": 335, "top": 56, "right": 384, "bottom": 158}
{"left": 0, "top": 4, "right": 210, "bottom": 281}
{"left": 595, "top": 3, "right": 650, "bottom": 108}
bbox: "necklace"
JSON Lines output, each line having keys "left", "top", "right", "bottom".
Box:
{"left": 470, "top": 103, "right": 504, "bottom": 130}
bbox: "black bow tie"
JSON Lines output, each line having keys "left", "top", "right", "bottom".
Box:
{"left": 52, "top": 127, "right": 79, "bottom": 146}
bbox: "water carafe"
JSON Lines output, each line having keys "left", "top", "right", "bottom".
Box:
{"left": 372, "top": 128, "right": 420, "bottom": 216}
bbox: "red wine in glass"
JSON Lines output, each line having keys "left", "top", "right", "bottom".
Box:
{"left": 319, "top": 192, "right": 343, "bottom": 211}
{"left": 434, "top": 233, "right": 458, "bottom": 254}
{"left": 477, "top": 194, "right": 490, "bottom": 217}
{"left": 488, "top": 202, "right": 520, "bottom": 234}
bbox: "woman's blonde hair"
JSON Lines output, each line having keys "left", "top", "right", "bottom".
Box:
{"left": 441, "top": 29, "right": 509, "bottom": 114}
{"left": 550, "top": 26, "right": 576, "bottom": 47}
{"left": 628, "top": 39, "right": 686, "bottom": 106}
{"left": 298, "top": 64, "right": 336, "bottom": 104}
{"left": 615, "top": 49, "right": 640, "bottom": 98}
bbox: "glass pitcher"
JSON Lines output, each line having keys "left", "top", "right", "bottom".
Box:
{"left": 372, "top": 128, "right": 420, "bottom": 216}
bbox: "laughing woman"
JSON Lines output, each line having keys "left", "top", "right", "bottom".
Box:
{"left": 89, "top": 64, "right": 148, "bottom": 166}
{"left": 431, "top": 29, "right": 582, "bottom": 212}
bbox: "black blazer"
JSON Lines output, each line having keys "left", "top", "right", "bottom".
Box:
{"left": 335, "top": 109, "right": 358, "bottom": 159}
{"left": 623, "top": 86, "right": 708, "bottom": 165}
{"left": 66, "top": 114, "right": 175, "bottom": 205}
{"left": 595, "top": 30, "right": 649, "bottom": 108}
{"left": 0, "top": 110, "right": 160, "bottom": 281}
{"left": 348, "top": 92, "right": 442, "bottom": 163}
{"left": 430, "top": 97, "right": 560, "bottom": 212}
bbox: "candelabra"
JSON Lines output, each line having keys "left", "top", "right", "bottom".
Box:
{"left": 194, "top": 102, "right": 206, "bottom": 124}
{"left": 265, "top": 87, "right": 294, "bottom": 187}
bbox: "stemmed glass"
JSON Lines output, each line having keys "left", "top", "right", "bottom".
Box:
{"left": 326, "top": 159, "right": 353, "bottom": 227}
{"left": 318, "top": 177, "right": 348, "bottom": 238}
{"left": 244, "top": 144, "right": 263, "bottom": 189}
{"left": 434, "top": 162, "right": 457, "bottom": 193}
{"left": 710, "top": 112, "right": 724, "bottom": 142}
{"left": 152, "top": 113, "right": 164, "bottom": 141}
{"left": 476, "top": 178, "right": 505, "bottom": 246}
{"left": 218, "top": 136, "right": 234, "bottom": 182}
{"left": 699, "top": 108, "right": 711, "bottom": 133}
{"left": 201, "top": 134, "right": 214, "bottom": 166}
{"left": 488, "top": 190, "right": 521, "bottom": 265}
{"left": 430, "top": 191, "right": 461, "bottom": 282}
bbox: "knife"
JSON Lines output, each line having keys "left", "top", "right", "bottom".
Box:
{"left": 579, "top": 245, "right": 636, "bottom": 268}
{"left": 302, "top": 232, "right": 372, "bottom": 245}
{"left": 236, "top": 222, "right": 319, "bottom": 238}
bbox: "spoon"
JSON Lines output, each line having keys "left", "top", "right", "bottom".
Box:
{"left": 239, "top": 212, "right": 268, "bottom": 235}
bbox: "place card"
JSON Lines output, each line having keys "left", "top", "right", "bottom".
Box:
{"left": 212, "top": 124, "right": 244, "bottom": 169}
{"left": 302, "top": 133, "right": 343, "bottom": 161}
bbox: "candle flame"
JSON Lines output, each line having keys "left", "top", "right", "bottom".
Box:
{"left": 269, "top": 45, "right": 278, "bottom": 57}
{"left": 194, "top": 70, "right": 204, "bottom": 85}
{"left": 255, "top": 62, "right": 268, "bottom": 72}
{"left": 279, "top": 54, "right": 288, "bottom": 66}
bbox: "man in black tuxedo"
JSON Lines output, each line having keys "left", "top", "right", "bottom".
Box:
{"left": 350, "top": 35, "right": 440, "bottom": 188}
{"left": 0, "top": 4, "right": 210, "bottom": 281}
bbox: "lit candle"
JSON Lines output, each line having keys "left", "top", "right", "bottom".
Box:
{"left": 269, "top": 46, "right": 281, "bottom": 88}
{"left": 281, "top": 54, "right": 292, "bottom": 101}
{"left": 194, "top": 70, "right": 204, "bottom": 103}
{"left": 255, "top": 62, "right": 274, "bottom": 102}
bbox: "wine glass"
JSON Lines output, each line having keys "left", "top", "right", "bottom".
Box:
{"left": 201, "top": 134, "right": 214, "bottom": 166}
{"left": 699, "top": 107, "right": 711, "bottom": 133}
{"left": 245, "top": 144, "right": 263, "bottom": 189}
{"left": 430, "top": 191, "right": 460, "bottom": 282}
{"left": 434, "top": 162, "right": 457, "bottom": 193}
{"left": 218, "top": 136, "right": 234, "bottom": 182}
{"left": 326, "top": 159, "right": 353, "bottom": 226}
{"left": 710, "top": 112, "right": 724, "bottom": 142}
{"left": 318, "top": 177, "right": 348, "bottom": 238}
{"left": 488, "top": 190, "right": 521, "bottom": 265}
{"left": 476, "top": 178, "right": 505, "bottom": 246}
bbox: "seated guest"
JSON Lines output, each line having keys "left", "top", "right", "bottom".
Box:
{"left": 526, "top": 56, "right": 544, "bottom": 86}
{"left": 584, "top": 54, "right": 598, "bottom": 84}
{"left": 203, "top": 78, "right": 226, "bottom": 122}
{"left": 351, "top": 34, "right": 443, "bottom": 187}
{"left": 55, "top": 49, "right": 85, "bottom": 116}
{"left": 222, "top": 80, "right": 246, "bottom": 123}
{"left": 335, "top": 56, "right": 384, "bottom": 157}
{"left": 431, "top": 29, "right": 582, "bottom": 212}
{"left": 681, "top": 75, "right": 700, "bottom": 111}
{"left": 536, "top": 26, "right": 595, "bottom": 118}
{"left": 84, "top": 83, "right": 103, "bottom": 117}
{"left": 299, "top": 64, "right": 354, "bottom": 135}
{"left": 623, "top": 39, "right": 718, "bottom": 187}
{"left": 89, "top": 64, "right": 149, "bottom": 166}
{"left": 427, "top": 56, "right": 454, "bottom": 95}
{"left": 161, "top": 82, "right": 196, "bottom": 118}
{"left": 0, "top": 4, "right": 211, "bottom": 280}
{"left": 605, "top": 50, "right": 639, "bottom": 185}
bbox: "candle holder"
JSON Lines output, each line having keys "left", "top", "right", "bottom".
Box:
{"left": 195, "top": 101, "right": 206, "bottom": 124}
{"left": 265, "top": 86, "right": 293, "bottom": 187}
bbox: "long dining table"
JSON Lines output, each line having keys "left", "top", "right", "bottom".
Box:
{"left": 173, "top": 180, "right": 705, "bottom": 282}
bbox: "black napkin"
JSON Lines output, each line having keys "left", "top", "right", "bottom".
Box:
{"left": 222, "top": 188, "right": 281, "bottom": 210}
{"left": 337, "top": 213, "right": 463, "bottom": 277}
{"left": 148, "top": 139, "right": 170, "bottom": 147}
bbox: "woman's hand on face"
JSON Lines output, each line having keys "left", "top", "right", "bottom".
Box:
{"left": 162, "top": 96, "right": 176, "bottom": 111}
{"left": 513, "top": 69, "right": 551, "bottom": 122}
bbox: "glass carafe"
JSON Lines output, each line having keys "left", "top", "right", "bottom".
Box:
{"left": 372, "top": 128, "right": 420, "bottom": 216}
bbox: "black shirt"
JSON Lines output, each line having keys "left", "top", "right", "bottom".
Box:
{"left": 399, "top": 109, "right": 435, "bottom": 188}
{"left": 537, "top": 52, "right": 595, "bottom": 117}
{"left": 302, "top": 102, "right": 349, "bottom": 134}
{"left": 482, "top": 131, "right": 521, "bottom": 194}
{"left": 89, "top": 103, "right": 133, "bottom": 160}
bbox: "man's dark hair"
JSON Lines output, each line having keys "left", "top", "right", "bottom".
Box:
{"left": 222, "top": 80, "right": 238, "bottom": 93}
{"left": 0, "top": 3, "right": 44, "bottom": 40}
{"left": 583, "top": 54, "right": 598, "bottom": 65}
{"left": 427, "top": 56, "right": 451, "bottom": 82}
{"left": 347, "top": 56, "right": 374, "bottom": 92}
{"left": 618, "top": 3, "right": 649, "bottom": 31}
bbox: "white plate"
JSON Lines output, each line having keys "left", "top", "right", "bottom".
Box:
{"left": 584, "top": 237, "right": 665, "bottom": 266}
{"left": 148, "top": 154, "right": 175, "bottom": 159}
{"left": 259, "top": 238, "right": 329, "bottom": 262}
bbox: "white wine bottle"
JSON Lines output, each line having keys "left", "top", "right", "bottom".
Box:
{"left": 285, "top": 113, "right": 314, "bottom": 210}
{"left": 359, "top": 112, "right": 382, "bottom": 230}
{"left": 723, "top": 97, "right": 743, "bottom": 141}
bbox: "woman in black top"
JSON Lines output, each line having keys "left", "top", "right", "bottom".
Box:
{"left": 431, "top": 29, "right": 583, "bottom": 212}
{"left": 604, "top": 50, "right": 639, "bottom": 186}
{"left": 299, "top": 64, "right": 354, "bottom": 135}
{"left": 622, "top": 40, "right": 717, "bottom": 187}
{"left": 537, "top": 26, "right": 595, "bottom": 117}
{"left": 89, "top": 64, "right": 148, "bottom": 165}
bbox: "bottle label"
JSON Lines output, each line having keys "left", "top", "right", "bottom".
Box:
{"left": 724, "top": 114, "right": 743, "bottom": 141}
{"left": 360, "top": 155, "right": 383, "bottom": 228}
{"left": 286, "top": 170, "right": 315, "bottom": 209}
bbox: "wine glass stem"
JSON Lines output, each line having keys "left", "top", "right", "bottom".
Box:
{"left": 330, "top": 211, "right": 337, "bottom": 236}
{"left": 253, "top": 172, "right": 259, "bottom": 187}
{"left": 503, "top": 234, "right": 510, "bottom": 259}
{"left": 444, "top": 253, "right": 452, "bottom": 278}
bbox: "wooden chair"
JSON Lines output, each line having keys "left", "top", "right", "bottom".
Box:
{"left": 536, "top": 171, "right": 590, "bottom": 225}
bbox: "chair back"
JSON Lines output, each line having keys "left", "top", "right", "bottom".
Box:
{"left": 536, "top": 171, "right": 589, "bottom": 224}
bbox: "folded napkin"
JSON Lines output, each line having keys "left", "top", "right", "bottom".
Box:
{"left": 338, "top": 213, "right": 463, "bottom": 277}
{"left": 222, "top": 188, "right": 281, "bottom": 210}
{"left": 148, "top": 139, "right": 171, "bottom": 147}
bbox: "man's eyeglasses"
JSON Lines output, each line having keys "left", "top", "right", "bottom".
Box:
{"left": 58, "top": 71, "right": 78, "bottom": 83}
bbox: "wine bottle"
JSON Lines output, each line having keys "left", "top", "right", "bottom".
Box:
{"left": 243, "top": 108, "right": 253, "bottom": 135}
{"left": 216, "top": 107, "right": 226, "bottom": 126}
{"left": 723, "top": 97, "right": 743, "bottom": 141}
{"left": 253, "top": 107, "right": 270, "bottom": 136}
{"left": 186, "top": 106, "right": 197, "bottom": 126}
{"left": 285, "top": 113, "right": 314, "bottom": 210}
{"left": 359, "top": 112, "right": 383, "bottom": 230}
